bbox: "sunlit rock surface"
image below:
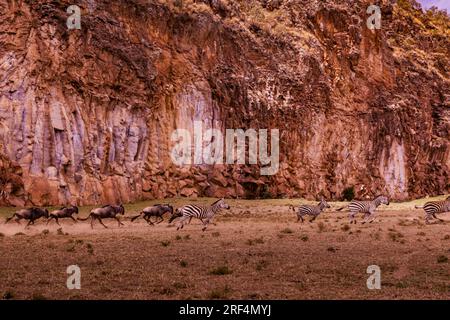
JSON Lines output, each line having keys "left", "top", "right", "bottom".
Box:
{"left": 0, "top": 0, "right": 448, "bottom": 205}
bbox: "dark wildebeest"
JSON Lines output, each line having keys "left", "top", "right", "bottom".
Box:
{"left": 5, "top": 207, "right": 49, "bottom": 227}
{"left": 130, "top": 204, "right": 174, "bottom": 225}
{"left": 47, "top": 206, "right": 79, "bottom": 225}
{"left": 78, "top": 204, "right": 125, "bottom": 229}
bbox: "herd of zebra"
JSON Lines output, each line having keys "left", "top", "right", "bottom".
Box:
{"left": 3, "top": 195, "right": 450, "bottom": 230}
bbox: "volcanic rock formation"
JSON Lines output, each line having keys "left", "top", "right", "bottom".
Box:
{"left": 0, "top": 0, "right": 448, "bottom": 205}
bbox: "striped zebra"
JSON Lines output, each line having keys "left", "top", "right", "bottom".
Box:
{"left": 172, "top": 198, "right": 230, "bottom": 231}
{"left": 289, "top": 198, "right": 330, "bottom": 223}
{"left": 415, "top": 196, "right": 450, "bottom": 224}
{"left": 336, "top": 195, "right": 389, "bottom": 224}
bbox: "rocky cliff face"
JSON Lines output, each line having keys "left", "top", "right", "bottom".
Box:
{"left": 0, "top": 0, "right": 448, "bottom": 206}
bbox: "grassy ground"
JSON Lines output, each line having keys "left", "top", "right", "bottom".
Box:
{"left": 0, "top": 196, "right": 448, "bottom": 300}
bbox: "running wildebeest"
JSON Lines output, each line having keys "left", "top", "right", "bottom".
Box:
{"left": 130, "top": 204, "right": 174, "bottom": 225}
{"left": 415, "top": 196, "right": 450, "bottom": 224}
{"left": 78, "top": 204, "right": 125, "bottom": 229}
{"left": 5, "top": 207, "right": 49, "bottom": 227}
{"left": 47, "top": 206, "right": 79, "bottom": 225}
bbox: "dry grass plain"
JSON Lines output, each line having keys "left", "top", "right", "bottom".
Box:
{"left": 0, "top": 197, "right": 449, "bottom": 300}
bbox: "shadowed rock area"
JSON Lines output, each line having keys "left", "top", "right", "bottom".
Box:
{"left": 0, "top": 0, "right": 448, "bottom": 205}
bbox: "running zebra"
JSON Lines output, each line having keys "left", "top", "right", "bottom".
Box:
{"left": 171, "top": 198, "right": 230, "bottom": 231}
{"left": 289, "top": 198, "right": 330, "bottom": 223}
{"left": 336, "top": 195, "right": 389, "bottom": 224}
{"left": 415, "top": 196, "right": 450, "bottom": 224}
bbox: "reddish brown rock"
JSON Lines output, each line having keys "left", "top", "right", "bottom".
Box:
{"left": 209, "top": 171, "right": 229, "bottom": 188}
{"left": 0, "top": 152, "right": 27, "bottom": 206}
{"left": 0, "top": 0, "right": 448, "bottom": 205}
{"left": 180, "top": 187, "right": 198, "bottom": 198}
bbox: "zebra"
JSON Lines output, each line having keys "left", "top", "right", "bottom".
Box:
{"left": 171, "top": 198, "right": 230, "bottom": 231}
{"left": 336, "top": 195, "right": 389, "bottom": 224}
{"left": 169, "top": 208, "right": 216, "bottom": 226}
{"left": 415, "top": 196, "right": 450, "bottom": 224}
{"left": 289, "top": 198, "right": 330, "bottom": 223}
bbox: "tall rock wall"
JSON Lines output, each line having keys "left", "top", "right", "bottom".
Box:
{"left": 0, "top": 0, "right": 448, "bottom": 205}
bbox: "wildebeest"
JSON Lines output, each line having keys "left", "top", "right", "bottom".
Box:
{"left": 47, "top": 206, "right": 79, "bottom": 225}
{"left": 130, "top": 204, "right": 174, "bottom": 225}
{"left": 5, "top": 207, "right": 49, "bottom": 227}
{"left": 78, "top": 204, "right": 125, "bottom": 229}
